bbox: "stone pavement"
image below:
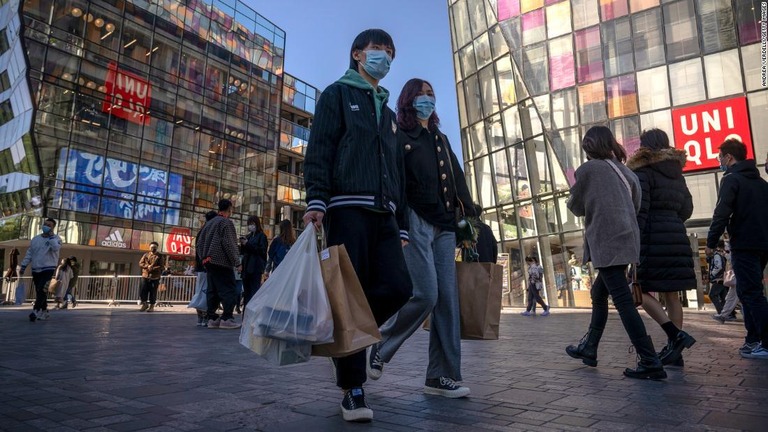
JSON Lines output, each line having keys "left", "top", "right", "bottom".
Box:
{"left": 1, "top": 304, "right": 766, "bottom": 432}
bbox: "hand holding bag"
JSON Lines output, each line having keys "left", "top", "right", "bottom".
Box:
{"left": 187, "top": 273, "right": 208, "bottom": 310}
{"left": 723, "top": 269, "right": 737, "bottom": 288}
{"left": 628, "top": 264, "right": 643, "bottom": 307}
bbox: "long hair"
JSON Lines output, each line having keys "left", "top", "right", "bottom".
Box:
{"left": 247, "top": 215, "right": 263, "bottom": 234}
{"left": 396, "top": 78, "right": 440, "bottom": 132}
{"left": 582, "top": 126, "right": 627, "bottom": 162}
{"left": 277, "top": 219, "right": 296, "bottom": 246}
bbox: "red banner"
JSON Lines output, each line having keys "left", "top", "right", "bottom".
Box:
{"left": 671, "top": 97, "right": 754, "bottom": 172}
{"left": 102, "top": 63, "right": 151, "bottom": 125}
{"left": 166, "top": 227, "right": 192, "bottom": 257}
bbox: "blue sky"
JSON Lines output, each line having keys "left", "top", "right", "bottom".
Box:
{"left": 245, "top": 0, "right": 464, "bottom": 159}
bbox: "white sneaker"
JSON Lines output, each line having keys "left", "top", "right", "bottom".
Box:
{"left": 37, "top": 310, "right": 49, "bottom": 321}
{"left": 742, "top": 343, "right": 768, "bottom": 360}
{"left": 424, "top": 377, "right": 470, "bottom": 398}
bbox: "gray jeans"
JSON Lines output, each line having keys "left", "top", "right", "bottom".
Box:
{"left": 378, "top": 209, "right": 462, "bottom": 381}
{"left": 716, "top": 286, "right": 740, "bottom": 317}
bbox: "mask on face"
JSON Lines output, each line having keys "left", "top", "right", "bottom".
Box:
{"left": 360, "top": 49, "right": 392, "bottom": 80}
{"left": 248, "top": 224, "right": 257, "bottom": 232}
{"left": 42, "top": 226, "right": 52, "bottom": 235}
{"left": 150, "top": 246, "right": 157, "bottom": 252}
{"left": 413, "top": 95, "right": 436, "bottom": 120}
{"left": 720, "top": 163, "right": 728, "bottom": 172}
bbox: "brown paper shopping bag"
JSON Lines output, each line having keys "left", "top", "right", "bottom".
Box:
{"left": 312, "top": 244, "right": 381, "bottom": 357}
{"left": 457, "top": 262, "right": 504, "bottom": 340}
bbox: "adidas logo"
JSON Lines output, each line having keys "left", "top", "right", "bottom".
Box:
{"left": 101, "top": 230, "right": 128, "bottom": 248}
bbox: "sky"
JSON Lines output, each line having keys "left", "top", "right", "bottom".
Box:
{"left": 244, "top": 0, "right": 465, "bottom": 159}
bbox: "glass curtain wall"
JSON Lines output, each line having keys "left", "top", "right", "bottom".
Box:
{"left": 449, "top": 0, "right": 767, "bottom": 307}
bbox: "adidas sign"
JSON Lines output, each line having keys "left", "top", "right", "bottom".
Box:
{"left": 102, "top": 230, "right": 128, "bottom": 248}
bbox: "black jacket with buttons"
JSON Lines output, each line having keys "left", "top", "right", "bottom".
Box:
{"left": 400, "top": 125, "right": 476, "bottom": 231}
{"left": 304, "top": 82, "right": 409, "bottom": 239}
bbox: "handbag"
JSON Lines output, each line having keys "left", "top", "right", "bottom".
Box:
{"left": 723, "top": 269, "right": 737, "bottom": 288}
{"left": 628, "top": 264, "right": 643, "bottom": 307}
{"left": 48, "top": 268, "right": 61, "bottom": 294}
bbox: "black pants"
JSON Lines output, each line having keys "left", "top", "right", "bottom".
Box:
{"left": 326, "top": 207, "right": 413, "bottom": 389}
{"left": 32, "top": 270, "right": 54, "bottom": 311}
{"left": 731, "top": 250, "right": 768, "bottom": 346}
{"left": 526, "top": 286, "right": 548, "bottom": 312}
{"left": 589, "top": 265, "right": 649, "bottom": 343}
{"left": 709, "top": 282, "right": 728, "bottom": 314}
{"left": 241, "top": 272, "right": 262, "bottom": 307}
{"left": 140, "top": 278, "right": 160, "bottom": 304}
{"left": 205, "top": 264, "right": 237, "bottom": 321}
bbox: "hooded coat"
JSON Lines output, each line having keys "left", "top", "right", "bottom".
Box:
{"left": 626, "top": 148, "right": 695, "bottom": 292}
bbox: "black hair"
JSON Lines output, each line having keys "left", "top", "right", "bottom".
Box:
{"left": 218, "top": 199, "right": 233, "bottom": 212}
{"left": 719, "top": 138, "right": 747, "bottom": 161}
{"left": 349, "top": 29, "right": 395, "bottom": 71}
{"left": 473, "top": 204, "right": 483, "bottom": 216}
{"left": 582, "top": 126, "right": 627, "bottom": 162}
{"left": 44, "top": 217, "right": 57, "bottom": 227}
{"left": 525, "top": 256, "right": 539, "bottom": 264}
{"left": 639, "top": 128, "right": 670, "bottom": 151}
{"left": 717, "top": 240, "right": 725, "bottom": 249}
{"left": 150, "top": 241, "right": 159, "bottom": 247}
{"left": 205, "top": 210, "right": 218, "bottom": 221}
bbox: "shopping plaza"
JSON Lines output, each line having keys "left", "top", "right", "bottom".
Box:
{"left": 0, "top": 0, "right": 314, "bottom": 275}
{"left": 448, "top": 0, "right": 768, "bottom": 307}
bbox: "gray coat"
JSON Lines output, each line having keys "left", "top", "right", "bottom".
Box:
{"left": 567, "top": 159, "right": 641, "bottom": 268}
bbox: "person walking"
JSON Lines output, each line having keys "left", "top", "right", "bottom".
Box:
{"left": 62, "top": 256, "right": 80, "bottom": 309}
{"left": 196, "top": 199, "right": 241, "bottom": 330}
{"left": 303, "top": 29, "right": 413, "bottom": 422}
{"left": 626, "top": 128, "right": 697, "bottom": 366}
{"left": 521, "top": 256, "right": 550, "bottom": 317}
{"left": 366, "top": 78, "right": 473, "bottom": 399}
{"left": 707, "top": 240, "right": 729, "bottom": 316}
{"left": 20, "top": 218, "right": 62, "bottom": 322}
{"left": 564, "top": 126, "right": 666, "bottom": 380}
{"left": 52, "top": 258, "right": 73, "bottom": 309}
{"left": 265, "top": 219, "right": 296, "bottom": 275}
{"left": 138, "top": 242, "right": 163, "bottom": 312}
{"left": 706, "top": 138, "right": 768, "bottom": 360}
{"left": 240, "top": 215, "right": 267, "bottom": 307}
{"left": 193, "top": 211, "right": 218, "bottom": 326}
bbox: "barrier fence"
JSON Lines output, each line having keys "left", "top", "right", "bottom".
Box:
{"left": 1, "top": 275, "right": 198, "bottom": 306}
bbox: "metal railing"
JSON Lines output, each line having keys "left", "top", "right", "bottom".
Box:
{"left": 2, "top": 275, "right": 198, "bottom": 306}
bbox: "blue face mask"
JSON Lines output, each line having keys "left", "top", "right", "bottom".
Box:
{"left": 42, "top": 226, "right": 51, "bottom": 235}
{"left": 719, "top": 163, "right": 728, "bottom": 172}
{"left": 360, "top": 49, "right": 392, "bottom": 80}
{"left": 413, "top": 95, "right": 436, "bottom": 120}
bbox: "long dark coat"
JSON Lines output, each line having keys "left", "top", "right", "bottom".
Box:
{"left": 626, "top": 148, "right": 695, "bottom": 292}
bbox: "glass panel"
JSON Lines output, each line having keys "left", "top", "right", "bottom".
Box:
{"left": 685, "top": 173, "right": 720, "bottom": 220}
{"left": 575, "top": 26, "right": 603, "bottom": 83}
{"left": 734, "top": 0, "right": 761, "bottom": 45}
{"left": 498, "top": 0, "right": 521, "bottom": 21}
{"left": 742, "top": 43, "right": 765, "bottom": 91}
{"left": 572, "top": 0, "right": 600, "bottom": 30}
{"left": 486, "top": 114, "right": 505, "bottom": 152}
{"left": 457, "top": 82, "right": 468, "bottom": 128}
{"left": 632, "top": 8, "right": 665, "bottom": 70}
{"left": 663, "top": 0, "right": 700, "bottom": 61}
{"left": 578, "top": 81, "right": 607, "bottom": 123}
{"left": 492, "top": 150, "right": 514, "bottom": 204}
{"left": 489, "top": 25, "right": 510, "bottom": 59}
{"left": 522, "top": 43, "right": 549, "bottom": 95}
{"left": 704, "top": 49, "right": 744, "bottom": 99}
{"left": 534, "top": 197, "right": 558, "bottom": 235}
{"left": 697, "top": 0, "right": 738, "bottom": 54}
{"left": 668, "top": 58, "right": 706, "bottom": 105}
{"left": 549, "top": 36, "right": 576, "bottom": 91}
{"left": 474, "top": 33, "right": 493, "bottom": 70}
{"left": 559, "top": 128, "right": 583, "bottom": 185}
{"left": 629, "top": 0, "right": 659, "bottom": 12}
{"left": 496, "top": 56, "right": 517, "bottom": 108}
{"left": 600, "top": 0, "right": 629, "bottom": 20}
{"left": 748, "top": 92, "right": 768, "bottom": 167}
{"left": 468, "top": 0, "right": 488, "bottom": 37}
{"left": 471, "top": 121, "right": 488, "bottom": 157}
{"left": 460, "top": 44, "right": 477, "bottom": 77}
{"left": 479, "top": 65, "right": 499, "bottom": 117}
{"left": 464, "top": 74, "right": 483, "bottom": 124}
{"left": 602, "top": 17, "right": 634, "bottom": 78}
{"left": 563, "top": 231, "right": 592, "bottom": 307}
{"left": 527, "top": 136, "right": 553, "bottom": 195}
{"left": 474, "top": 155, "right": 496, "bottom": 207}
{"left": 509, "top": 144, "right": 529, "bottom": 200}
{"left": 611, "top": 116, "right": 641, "bottom": 155}
{"left": 452, "top": 0, "right": 473, "bottom": 48}
{"left": 500, "top": 205, "right": 521, "bottom": 241}
{"left": 606, "top": 74, "right": 638, "bottom": 119}
{"left": 522, "top": 9, "right": 546, "bottom": 45}
{"left": 552, "top": 89, "right": 579, "bottom": 130}
{"left": 533, "top": 94, "right": 551, "bottom": 130}
{"left": 636, "top": 66, "right": 670, "bottom": 111}
{"left": 502, "top": 105, "right": 524, "bottom": 144}
{"left": 546, "top": 1, "right": 572, "bottom": 39}
{"left": 521, "top": 0, "right": 545, "bottom": 14}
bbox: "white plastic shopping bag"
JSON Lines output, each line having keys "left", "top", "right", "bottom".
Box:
{"left": 240, "top": 224, "right": 333, "bottom": 357}
{"left": 15, "top": 282, "right": 25, "bottom": 305}
{"left": 187, "top": 272, "right": 208, "bottom": 310}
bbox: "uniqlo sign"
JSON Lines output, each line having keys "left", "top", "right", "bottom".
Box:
{"left": 671, "top": 96, "right": 754, "bottom": 173}
{"left": 102, "top": 63, "right": 151, "bottom": 125}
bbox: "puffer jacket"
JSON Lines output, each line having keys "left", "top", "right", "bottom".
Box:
{"left": 627, "top": 148, "right": 695, "bottom": 292}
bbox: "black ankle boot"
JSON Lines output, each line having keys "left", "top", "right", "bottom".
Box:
{"left": 624, "top": 335, "right": 667, "bottom": 380}
{"left": 659, "top": 330, "right": 696, "bottom": 365}
{"left": 566, "top": 327, "right": 603, "bottom": 367}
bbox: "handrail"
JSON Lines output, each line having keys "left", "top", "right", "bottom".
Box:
{"left": 2, "top": 275, "right": 199, "bottom": 306}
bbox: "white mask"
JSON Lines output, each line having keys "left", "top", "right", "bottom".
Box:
{"left": 248, "top": 224, "right": 257, "bottom": 232}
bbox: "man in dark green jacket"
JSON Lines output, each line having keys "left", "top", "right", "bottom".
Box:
{"left": 303, "top": 29, "right": 412, "bottom": 423}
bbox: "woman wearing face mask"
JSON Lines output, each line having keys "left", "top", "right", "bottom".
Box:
{"left": 239, "top": 215, "right": 267, "bottom": 308}
{"left": 366, "top": 78, "right": 475, "bottom": 399}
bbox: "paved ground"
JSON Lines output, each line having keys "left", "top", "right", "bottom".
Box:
{"left": 1, "top": 304, "right": 766, "bottom": 432}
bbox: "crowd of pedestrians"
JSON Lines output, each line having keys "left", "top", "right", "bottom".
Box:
{"left": 8, "top": 26, "right": 768, "bottom": 426}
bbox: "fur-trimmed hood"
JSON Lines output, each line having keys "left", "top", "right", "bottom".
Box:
{"left": 626, "top": 147, "right": 687, "bottom": 178}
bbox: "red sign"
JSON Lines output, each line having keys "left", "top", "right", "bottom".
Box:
{"left": 166, "top": 227, "right": 192, "bottom": 257}
{"left": 102, "top": 63, "right": 151, "bottom": 125}
{"left": 671, "top": 97, "right": 754, "bottom": 172}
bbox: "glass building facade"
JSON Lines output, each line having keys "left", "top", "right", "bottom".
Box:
{"left": 0, "top": 0, "right": 315, "bottom": 271}
{"left": 448, "top": 0, "right": 768, "bottom": 307}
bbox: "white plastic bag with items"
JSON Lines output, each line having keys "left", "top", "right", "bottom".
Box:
{"left": 187, "top": 272, "right": 208, "bottom": 310}
{"left": 240, "top": 224, "right": 333, "bottom": 364}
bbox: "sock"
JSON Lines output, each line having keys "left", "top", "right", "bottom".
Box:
{"left": 661, "top": 321, "right": 680, "bottom": 341}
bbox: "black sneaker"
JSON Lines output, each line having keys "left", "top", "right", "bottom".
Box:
{"left": 366, "top": 344, "right": 384, "bottom": 380}
{"left": 424, "top": 377, "right": 470, "bottom": 398}
{"left": 340, "top": 387, "right": 372, "bottom": 422}
{"left": 28, "top": 312, "right": 37, "bottom": 322}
